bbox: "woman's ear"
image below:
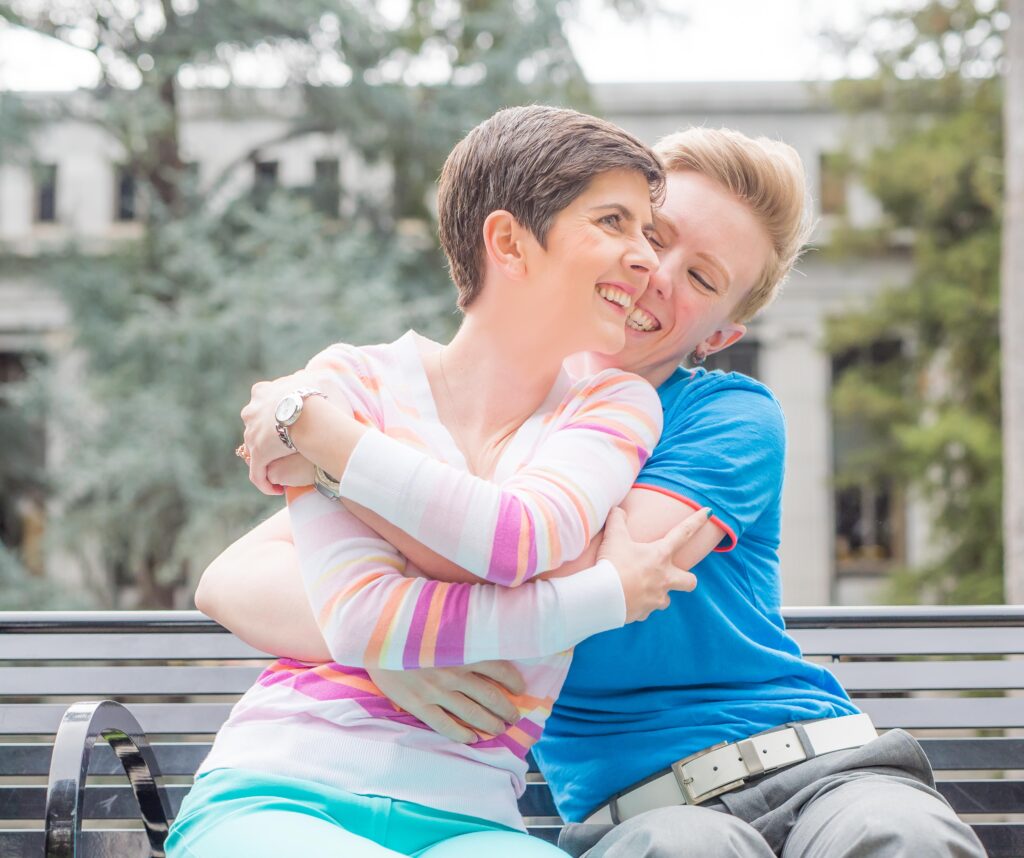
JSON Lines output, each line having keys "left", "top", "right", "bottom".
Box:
{"left": 481, "top": 210, "right": 529, "bottom": 280}
{"left": 700, "top": 322, "right": 747, "bottom": 358}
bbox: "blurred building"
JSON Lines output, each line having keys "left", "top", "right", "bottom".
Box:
{"left": 0, "top": 81, "right": 919, "bottom": 606}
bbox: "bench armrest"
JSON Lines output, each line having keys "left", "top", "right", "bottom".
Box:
{"left": 45, "top": 699, "right": 171, "bottom": 858}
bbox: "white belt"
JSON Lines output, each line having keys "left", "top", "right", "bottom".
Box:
{"left": 584, "top": 714, "right": 877, "bottom": 824}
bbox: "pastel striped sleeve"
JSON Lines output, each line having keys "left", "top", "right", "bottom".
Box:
{"left": 286, "top": 485, "right": 626, "bottom": 667}
{"left": 337, "top": 370, "right": 662, "bottom": 586}
{"left": 301, "top": 343, "right": 383, "bottom": 426}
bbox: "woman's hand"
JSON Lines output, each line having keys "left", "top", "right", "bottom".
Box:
{"left": 241, "top": 371, "right": 318, "bottom": 495}
{"left": 267, "top": 454, "right": 316, "bottom": 489}
{"left": 599, "top": 505, "right": 707, "bottom": 623}
{"left": 367, "top": 661, "right": 526, "bottom": 744}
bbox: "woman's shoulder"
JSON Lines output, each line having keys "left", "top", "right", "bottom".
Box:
{"left": 660, "top": 367, "right": 784, "bottom": 434}
{"left": 305, "top": 332, "right": 419, "bottom": 394}
{"left": 556, "top": 368, "right": 662, "bottom": 444}
{"left": 566, "top": 367, "right": 659, "bottom": 409}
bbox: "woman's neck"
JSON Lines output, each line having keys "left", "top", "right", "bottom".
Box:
{"left": 437, "top": 313, "right": 564, "bottom": 441}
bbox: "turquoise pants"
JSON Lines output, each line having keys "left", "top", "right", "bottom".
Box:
{"left": 166, "top": 768, "right": 568, "bottom": 857}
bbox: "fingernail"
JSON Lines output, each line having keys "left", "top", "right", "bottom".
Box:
{"left": 704, "top": 508, "right": 713, "bottom": 519}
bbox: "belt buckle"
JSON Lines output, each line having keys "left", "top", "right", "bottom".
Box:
{"left": 671, "top": 741, "right": 745, "bottom": 805}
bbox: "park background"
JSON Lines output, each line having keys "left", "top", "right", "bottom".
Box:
{"left": 0, "top": 0, "right": 1020, "bottom": 611}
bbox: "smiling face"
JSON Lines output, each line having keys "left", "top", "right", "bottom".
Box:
{"left": 588, "top": 170, "right": 773, "bottom": 386}
{"left": 523, "top": 168, "right": 661, "bottom": 356}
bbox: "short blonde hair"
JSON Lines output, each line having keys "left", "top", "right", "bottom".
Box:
{"left": 654, "top": 128, "right": 812, "bottom": 323}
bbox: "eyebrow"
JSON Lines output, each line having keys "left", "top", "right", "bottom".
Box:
{"left": 696, "top": 251, "right": 731, "bottom": 292}
{"left": 589, "top": 203, "right": 656, "bottom": 234}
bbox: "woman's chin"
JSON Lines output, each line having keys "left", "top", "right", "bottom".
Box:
{"left": 592, "top": 330, "right": 626, "bottom": 357}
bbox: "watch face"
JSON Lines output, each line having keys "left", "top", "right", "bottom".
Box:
{"left": 275, "top": 394, "right": 300, "bottom": 424}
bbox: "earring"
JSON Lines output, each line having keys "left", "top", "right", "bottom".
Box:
{"left": 689, "top": 349, "right": 707, "bottom": 366}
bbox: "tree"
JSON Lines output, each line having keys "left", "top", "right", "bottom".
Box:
{"left": 826, "top": 0, "right": 1008, "bottom": 603}
{"left": 0, "top": 0, "right": 634, "bottom": 607}
{"left": 1003, "top": 0, "right": 1024, "bottom": 602}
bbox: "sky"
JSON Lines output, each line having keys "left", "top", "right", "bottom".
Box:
{"left": 0, "top": 0, "right": 886, "bottom": 90}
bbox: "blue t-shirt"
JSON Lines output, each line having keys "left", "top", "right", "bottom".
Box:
{"left": 532, "top": 367, "right": 859, "bottom": 822}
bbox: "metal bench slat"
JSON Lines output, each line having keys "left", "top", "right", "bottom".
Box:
{"left": 0, "top": 703, "right": 234, "bottom": 735}
{"left": 4, "top": 738, "right": 1021, "bottom": 778}
{"left": 0, "top": 742, "right": 213, "bottom": 776}
{"left": 0, "top": 633, "right": 268, "bottom": 661}
{"left": 935, "top": 779, "right": 1024, "bottom": 815}
{"left": 972, "top": 824, "right": 1024, "bottom": 858}
{"left": 829, "top": 660, "right": 1024, "bottom": 691}
{"left": 3, "top": 741, "right": 1020, "bottom": 782}
{"left": 2, "top": 660, "right": 1019, "bottom": 697}
{"left": 0, "top": 830, "right": 560, "bottom": 858}
{"left": 0, "top": 665, "right": 264, "bottom": 696}
{"left": 856, "top": 697, "right": 1024, "bottom": 729}
{"left": 3, "top": 697, "right": 1023, "bottom": 737}
{"left": 917, "top": 737, "right": 1024, "bottom": 770}
{"left": 0, "top": 830, "right": 149, "bottom": 858}
{"left": 0, "top": 829, "right": 1020, "bottom": 858}
{"left": 0, "top": 781, "right": 560, "bottom": 821}
{"left": 790, "top": 627, "right": 1024, "bottom": 656}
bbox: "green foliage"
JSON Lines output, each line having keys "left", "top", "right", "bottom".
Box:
{"left": 41, "top": 195, "right": 449, "bottom": 606}
{"left": 826, "top": 0, "right": 1007, "bottom": 603}
{"left": 1, "top": 0, "right": 620, "bottom": 606}
{"left": 0, "top": 91, "right": 37, "bottom": 163}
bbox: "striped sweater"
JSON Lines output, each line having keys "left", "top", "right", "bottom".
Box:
{"left": 197, "top": 331, "right": 662, "bottom": 828}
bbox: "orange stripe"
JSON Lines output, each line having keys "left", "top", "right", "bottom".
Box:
{"left": 313, "top": 664, "right": 385, "bottom": 695}
{"left": 364, "top": 577, "right": 415, "bottom": 664}
{"left": 418, "top": 583, "right": 448, "bottom": 667}
{"left": 505, "top": 724, "right": 539, "bottom": 749}
{"left": 513, "top": 503, "right": 531, "bottom": 585}
{"left": 263, "top": 660, "right": 304, "bottom": 676}
{"left": 522, "top": 469, "right": 592, "bottom": 544}
{"left": 317, "top": 570, "right": 388, "bottom": 626}
{"left": 534, "top": 494, "right": 559, "bottom": 577}
{"left": 507, "top": 691, "right": 554, "bottom": 712}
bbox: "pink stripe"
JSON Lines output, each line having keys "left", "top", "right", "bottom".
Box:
{"left": 487, "top": 494, "right": 525, "bottom": 585}
{"left": 434, "top": 585, "right": 468, "bottom": 665}
{"left": 292, "top": 670, "right": 375, "bottom": 702}
{"left": 402, "top": 580, "right": 436, "bottom": 668}
{"left": 512, "top": 717, "right": 544, "bottom": 742}
{"left": 565, "top": 422, "right": 633, "bottom": 439}
{"left": 472, "top": 731, "right": 532, "bottom": 758}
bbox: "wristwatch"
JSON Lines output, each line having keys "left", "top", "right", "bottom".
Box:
{"left": 273, "top": 387, "right": 326, "bottom": 450}
{"left": 313, "top": 464, "right": 342, "bottom": 500}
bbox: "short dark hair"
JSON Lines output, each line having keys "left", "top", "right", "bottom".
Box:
{"left": 437, "top": 105, "right": 665, "bottom": 310}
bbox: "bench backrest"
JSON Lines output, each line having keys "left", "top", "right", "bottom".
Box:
{"left": 1, "top": 607, "right": 1023, "bottom": 857}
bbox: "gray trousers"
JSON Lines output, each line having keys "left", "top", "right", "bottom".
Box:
{"left": 558, "top": 730, "right": 986, "bottom": 858}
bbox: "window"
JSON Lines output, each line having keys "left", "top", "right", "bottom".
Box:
{"left": 831, "top": 339, "right": 906, "bottom": 575}
{"left": 702, "top": 339, "right": 760, "bottom": 380}
{"left": 114, "top": 166, "right": 137, "bottom": 222}
{"left": 253, "top": 160, "right": 278, "bottom": 207}
{"left": 313, "top": 158, "right": 341, "bottom": 218}
{"left": 819, "top": 152, "right": 848, "bottom": 217}
{"left": 33, "top": 163, "right": 57, "bottom": 223}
